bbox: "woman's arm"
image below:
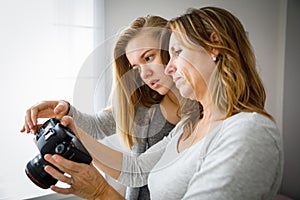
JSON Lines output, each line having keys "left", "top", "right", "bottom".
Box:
{"left": 76, "top": 126, "right": 123, "bottom": 179}
{"left": 68, "top": 105, "right": 116, "bottom": 140}
{"left": 60, "top": 115, "right": 171, "bottom": 185}
{"left": 20, "top": 100, "right": 116, "bottom": 141}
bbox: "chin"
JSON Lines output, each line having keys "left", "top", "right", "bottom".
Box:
{"left": 186, "top": 95, "right": 197, "bottom": 100}
{"left": 156, "top": 87, "right": 169, "bottom": 96}
{"left": 178, "top": 87, "right": 195, "bottom": 99}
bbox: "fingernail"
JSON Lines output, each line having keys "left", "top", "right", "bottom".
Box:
{"left": 44, "top": 154, "right": 50, "bottom": 160}
{"left": 52, "top": 155, "right": 59, "bottom": 161}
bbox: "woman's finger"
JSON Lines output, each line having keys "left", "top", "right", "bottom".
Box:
{"left": 44, "top": 154, "right": 83, "bottom": 174}
{"left": 50, "top": 185, "right": 73, "bottom": 195}
{"left": 25, "top": 108, "right": 34, "bottom": 130}
{"left": 54, "top": 101, "right": 69, "bottom": 116}
{"left": 44, "top": 164, "right": 71, "bottom": 185}
{"left": 60, "top": 116, "right": 76, "bottom": 130}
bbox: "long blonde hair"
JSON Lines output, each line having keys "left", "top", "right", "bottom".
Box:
{"left": 112, "top": 16, "right": 172, "bottom": 149}
{"left": 168, "top": 7, "right": 272, "bottom": 119}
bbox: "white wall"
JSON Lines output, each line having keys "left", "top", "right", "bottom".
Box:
{"left": 0, "top": 0, "right": 97, "bottom": 199}
{"left": 104, "top": 0, "right": 286, "bottom": 132}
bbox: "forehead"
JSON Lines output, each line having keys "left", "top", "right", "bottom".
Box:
{"left": 169, "top": 32, "right": 205, "bottom": 52}
{"left": 125, "top": 32, "right": 159, "bottom": 54}
{"left": 169, "top": 33, "right": 180, "bottom": 49}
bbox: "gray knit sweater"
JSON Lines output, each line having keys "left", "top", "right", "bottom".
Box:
{"left": 68, "top": 104, "right": 175, "bottom": 200}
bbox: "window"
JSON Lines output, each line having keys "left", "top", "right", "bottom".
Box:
{"left": 0, "top": 0, "right": 104, "bottom": 199}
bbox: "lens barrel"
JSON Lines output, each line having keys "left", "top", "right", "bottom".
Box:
{"left": 25, "top": 154, "right": 57, "bottom": 189}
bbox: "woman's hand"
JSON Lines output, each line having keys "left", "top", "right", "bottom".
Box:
{"left": 20, "top": 100, "right": 70, "bottom": 134}
{"left": 44, "top": 154, "right": 124, "bottom": 200}
{"left": 44, "top": 154, "right": 107, "bottom": 199}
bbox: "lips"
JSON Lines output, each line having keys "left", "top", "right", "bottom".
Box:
{"left": 150, "top": 79, "right": 159, "bottom": 86}
{"left": 173, "top": 76, "right": 180, "bottom": 83}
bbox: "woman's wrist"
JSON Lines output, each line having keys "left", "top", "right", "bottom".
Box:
{"left": 91, "top": 181, "right": 124, "bottom": 200}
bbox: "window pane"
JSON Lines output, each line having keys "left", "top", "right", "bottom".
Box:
{"left": 0, "top": 0, "right": 101, "bottom": 198}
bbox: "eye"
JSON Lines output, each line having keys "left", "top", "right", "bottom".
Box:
{"left": 175, "top": 49, "right": 182, "bottom": 57}
{"left": 132, "top": 65, "right": 141, "bottom": 73}
{"left": 145, "top": 54, "right": 154, "bottom": 62}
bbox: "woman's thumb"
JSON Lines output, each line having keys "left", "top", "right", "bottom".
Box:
{"left": 54, "top": 101, "right": 68, "bottom": 115}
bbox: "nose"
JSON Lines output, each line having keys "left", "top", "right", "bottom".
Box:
{"left": 165, "top": 57, "right": 177, "bottom": 75}
{"left": 140, "top": 65, "right": 153, "bottom": 79}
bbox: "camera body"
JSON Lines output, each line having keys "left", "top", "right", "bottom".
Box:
{"left": 25, "top": 118, "right": 92, "bottom": 189}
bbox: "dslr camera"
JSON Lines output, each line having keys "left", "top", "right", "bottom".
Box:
{"left": 25, "top": 118, "right": 92, "bottom": 189}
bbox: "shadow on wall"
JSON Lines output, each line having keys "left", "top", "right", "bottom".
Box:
{"left": 72, "top": 33, "right": 117, "bottom": 114}
{"left": 280, "top": 0, "right": 300, "bottom": 200}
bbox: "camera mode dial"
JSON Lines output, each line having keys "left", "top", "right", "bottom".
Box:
{"left": 55, "top": 143, "right": 65, "bottom": 154}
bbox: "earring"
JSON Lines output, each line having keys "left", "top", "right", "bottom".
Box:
{"left": 212, "top": 56, "right": 217, "bottom": 62}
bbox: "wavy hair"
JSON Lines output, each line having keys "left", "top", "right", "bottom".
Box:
{"left": 112, "top": 16, "right": 172, "bottom": 149}
{"left": 168, "top": 7, "right": 272, "bottom": 120}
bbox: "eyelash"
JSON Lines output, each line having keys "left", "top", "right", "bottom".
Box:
{"left": 131, "top": 52, "right": 155, "bottom": 73}
{"left": 145, "top": 54, "right": 154, "bottom": 62}
{"left": 175, "top": 50, "right": 182, "bottom": 56}
{"left": 132, "top": 65, "right": 141, "bottom": 73}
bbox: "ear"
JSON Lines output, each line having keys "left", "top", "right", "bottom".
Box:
{"left": 209, "top": 32, "right": 220, "bottom": 57}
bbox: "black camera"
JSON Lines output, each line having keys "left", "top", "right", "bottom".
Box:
{"left": 25, "top": 118, "right": 92, "bottom": 189}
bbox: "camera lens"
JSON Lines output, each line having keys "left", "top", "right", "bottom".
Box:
{"left": 25, "top": 154, "right": 58, "bottom": 189}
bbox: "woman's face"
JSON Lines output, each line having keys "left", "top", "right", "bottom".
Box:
{"left": 125, "top": 32, "right": 174, "bottom": 95}
{"left": 165, "top": 33, "right": 215, "bottom": 101}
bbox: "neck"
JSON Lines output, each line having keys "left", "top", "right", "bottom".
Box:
{"left": 165, "top": 85, "right": 181, "bottom": 105}
{"left": 198, "top": 93, "right": 224, "bottom": 123}
{"left": 160, "top": 86, "right": 181, "bottom": 124}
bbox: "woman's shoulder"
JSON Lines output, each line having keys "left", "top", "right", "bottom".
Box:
{"left": 223, "top": 112, "right": 277, "bottom": 131}
{"left": 133, "top": 104, "right": 160, "bottom": 125}
{"left": 135, "top": 104, "right": 159, "bottom": 113}
{"left": 201, "top": 112, "right": 283, "bottom": 168}
{"left": 220, "top": 112, "right": 282, "bottom": 150}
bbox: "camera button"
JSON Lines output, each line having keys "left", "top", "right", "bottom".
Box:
{"left": 55, "top": 144, "right": 65, "bottom": 154}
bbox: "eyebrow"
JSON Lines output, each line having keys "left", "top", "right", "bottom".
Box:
{"left": 169, "top": 46, "right": 175, "bottom": 52}
{"left": 131, "top": 49, "right": 154, "bottom": 67}
{"left": 169, "top": 43, "right": 180, "bottom": 52}
{"left": 169, "top": 46, "right": 178, "bottom": 54}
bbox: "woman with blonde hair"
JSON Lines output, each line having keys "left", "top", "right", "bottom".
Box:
{"left": 21, "top": 15, "right": 198, "bottom": 199}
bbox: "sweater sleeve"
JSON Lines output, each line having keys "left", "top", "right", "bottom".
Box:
{"left": 68, "top": 105, "right": 116, "bottom": 140}
{"left": 117, "top": 134, "right": 171, "bottom": 187}
{"left": 117, "top": 114, "right": 192, "bottom": 188}
{"left": 182, "top": 113, "right": 283, "bottom": 200}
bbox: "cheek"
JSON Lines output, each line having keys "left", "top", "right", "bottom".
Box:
{"left": 180, "top": 64, "right": 196, "bottom": 85}
{"left": 180, "top": 83, "right": 195, "bottom": 99}
{"left": 159, "top": 75, "right": 174, "bottom": 89}
{"left": 187, "top": 57, "right": 215, "bottom": 88}
{"left": 180, "top": 62, "right": 210, "bottom": 98}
